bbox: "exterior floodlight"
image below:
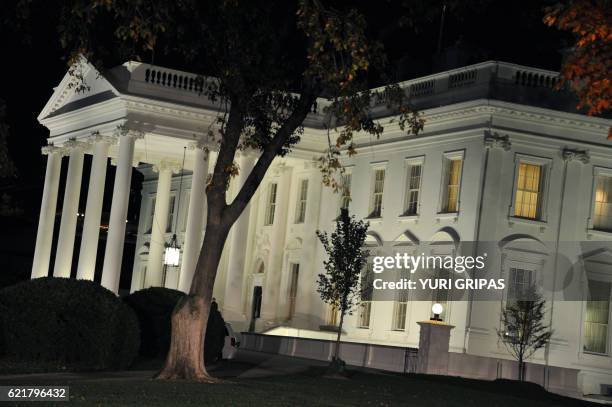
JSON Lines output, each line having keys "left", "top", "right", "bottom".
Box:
{"left": 431, "top": 303, "right": 444, "bottom": 321}
{"left": 164, "top": 234, "right": 180, "bottom": 267}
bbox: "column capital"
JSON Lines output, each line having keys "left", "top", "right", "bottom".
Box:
{"left": 87, "top": 132, "right": 118, "bottom": 146}
{"left": 188, "top": 136, "right": 214, "bottom": 152}
{"left": 153, "top": 160, "right": 182, "bottom": 174}
{"left": 484, "top": 131, "right": 511, "bottom": 151}
{"left": 41, "top": 145, "right": 63, "bottom": 156}
{"left": 113, "top": 124, "right": 145, "bottom": 141}
{"left": 562, "top": 147, "right": 590, "bottom": 164}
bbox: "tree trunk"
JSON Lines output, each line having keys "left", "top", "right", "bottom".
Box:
{"left": 518, "top": 358, "right": 524, "bottom": 381}
{"left": 333, "top": 311, "right": 345, "bottom": 361}
{"left": 156, "top": 214, "right": 230, "bottom": 382}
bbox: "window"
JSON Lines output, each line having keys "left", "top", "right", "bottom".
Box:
{"left": 514, "top": 163, "right": 543, "bottom": 219}
{"left": 287, "top": 264, "right": 300, "bottom": 320}
{"left": 359, "top": 263, "right": 374, "bottom": 328}
{"left": 442, "top": 158, "right": 463, "bottom": 213}
{"left": 403, "top": 163, "right": 422, "bottom": 216}
{"left": 340, "top": 173, "right": 352, "bottom": 211}
{"left": 392, "top": 270, "right": 410, "bottom": 330}
{"left": 166, "top": 195, "right": 176, "bottom": 232}
{"left": 584, "top": 280, "right": 611, "bottom": 354}
{"left": 369, "top": 168, "right": 386, "bottom": 218}
{"left": 295, "top": 179, "right": 308, "bottom": 223}
{"left": 594, "top": 175, "right": 612, "bottom": 232}
{"left": 264, "top": 183, "right": 278, "bottom": 226}
{"left": 507, "top": 268, "right": 534, "bottom": 309}
{"left": 327, "top": 305, "right": 339, "bottom": 326}
{"left": 146, "top": 197, "right": 156, "bottom": 233}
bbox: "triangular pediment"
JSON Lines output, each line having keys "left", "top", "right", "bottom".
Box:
{"left": 38, "top": 56, "right": 120, "bottom": 121}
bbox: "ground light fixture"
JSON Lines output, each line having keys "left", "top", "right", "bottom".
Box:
{"left": 431, "top": 303, "right": 444, "bottom": 321}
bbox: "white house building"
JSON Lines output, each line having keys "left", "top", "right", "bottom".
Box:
{"left": 33, "top": 59, "right": 612, "bottom": 395}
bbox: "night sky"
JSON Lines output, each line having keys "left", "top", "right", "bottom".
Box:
{"left": 0, "top": 0, "right": 569, "bottom": 287}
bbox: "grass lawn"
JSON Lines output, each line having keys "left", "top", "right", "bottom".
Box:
{"left": 0, "top": 364, "right": 595, "bottom": 406}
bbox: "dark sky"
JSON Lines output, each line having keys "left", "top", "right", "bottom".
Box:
{"left": 0, "top": 0, "right": 568, "bottom": 285}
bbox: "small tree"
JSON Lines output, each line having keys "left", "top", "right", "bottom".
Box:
{"left": 497, "top": 287, "right": 553, "bottom": 381}
{"left": 316, "top": 208, "right": 369, "bottom": 371}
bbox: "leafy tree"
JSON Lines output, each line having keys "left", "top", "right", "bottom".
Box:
{"left": 50, "top": 0, "right": 423, "bottom": 381}
{"left": 543, "top": 0, "right": 611, "bottom": 120}
{"left": 496, "top": 287, "right": 553, "bottom": 381}
{"left": 316, "top": 208, "right": 370, "bottom": 371}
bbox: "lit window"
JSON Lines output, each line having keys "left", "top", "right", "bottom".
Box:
{"left": 264, "top": 183, "right": 277, "bottom": 226}
{"left": 340, "top": 173, "right": 352, "bottom": 211}
{"left": 327, "top": 304, "right": 339, "bottom": 326}
{"left": 594, "top": 175, "right": 612, "bottom": 232}
{"left": 514, "top": 163, "right": 543, "bottom": 219}
{"left": 441, "top": 156, "right": 462, "bottom": 213}
{"left": 369, "top": 168, "right": 386, "bottom": 218}
{"left": 295, "top": 179, "right": 308, "bottom": 223}
{"left": 403, "top": 163, "right": 422, "bottom": 216}
{"left": 584, "top": 280, "right": 611, "bottom": 354}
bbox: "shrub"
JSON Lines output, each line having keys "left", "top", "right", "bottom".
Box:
{"left": 0, "top": 277, "right": 139, "bottom": 371}
{"left": 124, "top": 288, "right": 227, "bottom": 364}
{"left": 123, "top": 287, "right": 185, "bottom": 358}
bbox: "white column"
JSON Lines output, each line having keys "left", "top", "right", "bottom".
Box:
{"left": 76, "top": 136, "right": 112, "bottom": 280}
{"left": 101, "top": 132, "right": 140, "bottom": 293}
{"left": 178, "top": 144, "right": 209, "bottom": 293}
{"left": 31, "top": 146, "right": 63, "bottom": 279}
{"left": 145, "top": 162, "right": 177, "bottom": 288}
{"left": 53, "top": 140, "right": 85, "bottom": 278}
{"left": 223, "top": 153, "right": 257, "bottom": 318}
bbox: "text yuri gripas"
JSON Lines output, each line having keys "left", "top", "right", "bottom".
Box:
{"left": 371, "top": 253, "right": 506, "bottom": 291}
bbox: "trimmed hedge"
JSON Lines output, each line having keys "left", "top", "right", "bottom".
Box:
{"left": 124, "top": 288, "right": 227, "bottom": 364}
{"left": 123, "top": 287, "right": 185, "bottom": 358}
{"left": 0, "top": 278, "right": 140, "bottom": 370}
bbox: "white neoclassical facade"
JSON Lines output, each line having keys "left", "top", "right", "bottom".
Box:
{"left": 33, "top": 59, "right": 612, "bottom": 395}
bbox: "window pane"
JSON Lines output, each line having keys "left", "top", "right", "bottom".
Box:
{"left": 594, "top": 176, "right": 612, "bottom": 232}
{"left": 584, "top": 280, "right": 611, "bottom": 354}
{"left": 295, "top": 179, "right": 308, "bottom": 223}
{"left": 265, "top": 183, "right": 277, "bottom": 225}
{"left": 166, "top": 195, "right": 176, "bottom": 233}
{"left": 404, "top": 164, "right": 422, "bottom": 215}
{"left": 370, "top": 168, "right": 385, "bottom": 217}
{"left": 340, "top": 173, "right": 352, "bottom": 210}
{"left": 443, "top": 159, "right": 462, "bottom": 213}
{"left": 514, "top": 163, "right": 542, "bottom": 219}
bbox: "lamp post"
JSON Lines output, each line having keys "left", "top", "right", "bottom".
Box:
{"left": 163, "top": 147, "right": 186, "bottom": 287}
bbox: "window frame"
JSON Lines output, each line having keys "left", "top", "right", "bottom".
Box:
{"left": 582, "top": 279, "right": 611, "bottom": 355}
{"left": 438, "top": 150, "right": 464, "bottom": 214}
{"left": 509, "top": 153, "right": 552, "bottom": 223}
{"left": 264, "top": 182, "right": 278, "bottom": 226}
{"left": 368, "top": 162, "right": 388, "bottom": 219}
{"left": 339, "top": 169, "right": 353, "bottom": 212}
{"left": 402, "top": 156, "right": 425, "bottom": 217}
{"left": 589, "top": 166, "right": 612, "bottom": 234}
{"left": 294, "top": 179, "right": 309, "bottom": 224}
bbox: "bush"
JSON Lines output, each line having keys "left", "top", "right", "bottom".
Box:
{"left": 124, "top": 288, "right": 227, "bottom": 364}
{"left": 123, "top": 287, "right": 185, "bottom": 358}
{"left": 0, "top": 278, "right": 140, "bottom": 371}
